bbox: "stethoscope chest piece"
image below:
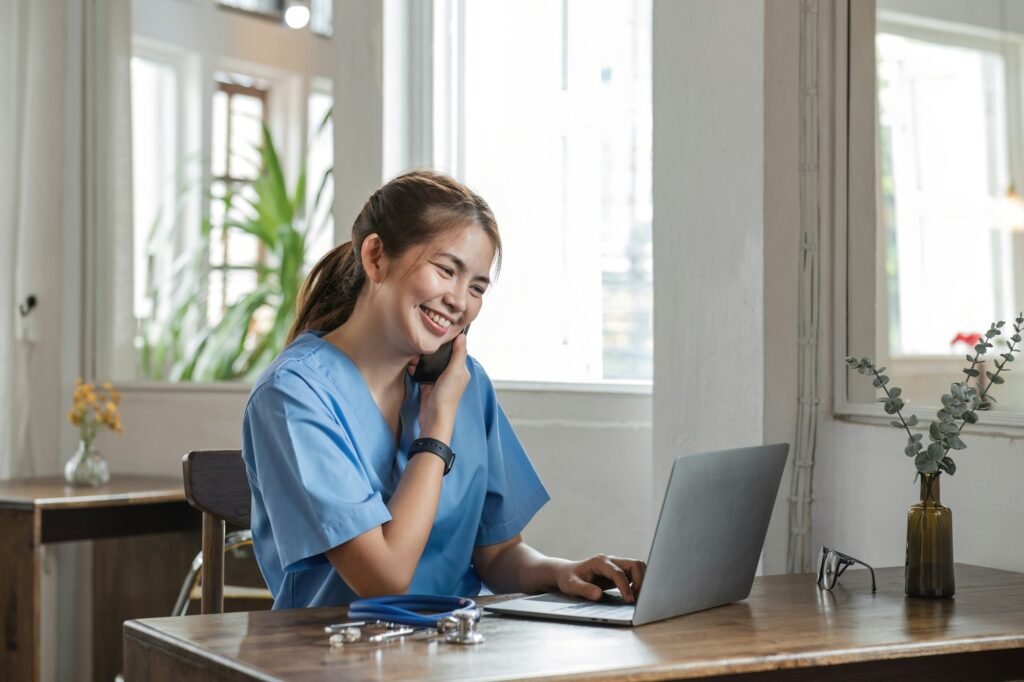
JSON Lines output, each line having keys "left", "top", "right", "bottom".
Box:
{"left": 442, "top": 608, "right": 485, "bottom": 645}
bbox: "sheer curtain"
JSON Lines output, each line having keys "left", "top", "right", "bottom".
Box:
{"left": 0, "top": 1, "right": 70, "bottom": 479}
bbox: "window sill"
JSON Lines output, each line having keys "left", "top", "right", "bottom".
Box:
{"left": 110, "top": 379, "right": 653, "bottom": 397}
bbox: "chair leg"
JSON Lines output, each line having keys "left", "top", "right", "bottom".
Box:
{"left": 201, "top": 514, "right": 225, "bottom": 614}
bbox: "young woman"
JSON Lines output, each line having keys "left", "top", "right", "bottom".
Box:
{"left": 242, "top": 170, "right": 645, "bottom": 609}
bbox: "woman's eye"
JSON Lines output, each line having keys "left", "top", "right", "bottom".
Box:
{"left": 434, "top": 263, "right": 454, "bottom": 277}
{"left": 471, "top": 286, "right": 487, "bottom": 296}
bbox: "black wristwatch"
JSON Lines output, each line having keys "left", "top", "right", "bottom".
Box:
{"left": 408, "top": 438, "right": 456, "bottom": 475}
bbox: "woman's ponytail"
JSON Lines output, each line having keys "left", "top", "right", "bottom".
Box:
{"left": 286, "top": 240, "right": 365, "bottom": 345}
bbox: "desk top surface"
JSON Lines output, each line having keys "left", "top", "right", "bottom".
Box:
{"left": 0, "top": 475, "right": 185, "bottom": 510}
{"left": 125, "top": 564, "right": 1024, "bottom": 681}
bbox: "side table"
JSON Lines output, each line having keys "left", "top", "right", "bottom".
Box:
{"left": 0, "top": 475, "right": 200, "bottom": 681}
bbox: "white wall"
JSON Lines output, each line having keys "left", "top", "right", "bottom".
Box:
{"left": 652, "top": 0, "right": 766, "bottom": 485}
{"left": 652, "top": 0, "right": 799, "bottom": 574}
{"left": 816, "top": 420, "right": 1024, "bottom": 571}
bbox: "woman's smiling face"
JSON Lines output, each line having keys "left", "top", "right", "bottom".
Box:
{"left": 377, "top": 222, "right": 495, "bottom": 356}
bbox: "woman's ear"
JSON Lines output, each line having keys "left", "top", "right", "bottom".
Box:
{"left": 360, "top": 234, "right": 388, "bottom": 283}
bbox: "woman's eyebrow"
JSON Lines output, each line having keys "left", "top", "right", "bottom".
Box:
{"left": 437, "top": 252, "right": 491, "bottom": 285}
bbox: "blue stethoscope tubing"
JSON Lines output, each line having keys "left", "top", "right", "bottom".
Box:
{"left": 347, "top": 595, "right": 479, "bottom": 629}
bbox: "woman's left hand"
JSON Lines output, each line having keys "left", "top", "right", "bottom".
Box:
{"left": 554, "top": 554, "right": 646, "bottom": 604}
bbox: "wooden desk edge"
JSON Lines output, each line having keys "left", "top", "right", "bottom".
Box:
{"left": 0, "top": 490, "right": 186, "bottom": 511}
{"left": 123, "top": 610, "right": 1024, "bottom": 682}
{"left": 124, "top": 620, "right": 279, "bottom": 682}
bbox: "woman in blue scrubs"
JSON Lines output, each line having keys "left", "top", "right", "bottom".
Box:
{"left": 242, "top": 170, "right": 645, "bottom": 609}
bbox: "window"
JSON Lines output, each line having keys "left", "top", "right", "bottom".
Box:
{"left": 431, "top": 0, "right": 653, "bottom": 383}
{"left": 841, "top": 2, "right": 1024, "bottom": 416}
{"left": 104, "top": 0, "right": 336, "bottom": 383}
{"left": 130, "top": 55, "right": 180, "bottom": 327}
{"left": 208, "top": 75, "right": 270, "bottom": 327}
{"left": 877, "top": 29, "right": 1015, "bottom": 357}
{"left": 306, "top": 86, "right": 334, "bottom": 265}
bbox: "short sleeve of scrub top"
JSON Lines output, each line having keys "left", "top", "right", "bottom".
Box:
{"left": 242, "top": 331, "right": 549, "bottom": 608}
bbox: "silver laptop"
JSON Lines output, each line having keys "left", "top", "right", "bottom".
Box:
{"left": 485, "top": 443, "right": 789, "bottom": 626}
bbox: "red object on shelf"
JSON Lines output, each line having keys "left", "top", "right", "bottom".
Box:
{"left": 950, "top": 332, "right": 983, "bottom": 348}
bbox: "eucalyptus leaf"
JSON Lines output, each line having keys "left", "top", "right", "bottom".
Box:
{"left": 916, "top": 452, "right": 939, "bottom": 475}
{"left": 939, "top": 457, "right": 957, "bottom": 476}
{"left": 949, "top": 436, "right": 966, "bottom": 450}
{"left": 907, "top": 414, "right": 919, "bottom": 426}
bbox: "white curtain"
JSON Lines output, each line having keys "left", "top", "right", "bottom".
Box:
{"left": 0, "top": 0, "right": 133, "bottom": 481}
{"left": 0, "top": 1, "right": 70, "bottom": 479}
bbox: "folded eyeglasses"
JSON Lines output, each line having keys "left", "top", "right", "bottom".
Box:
{"left": 816, "top": 546, "right": 876, "bottom": 593}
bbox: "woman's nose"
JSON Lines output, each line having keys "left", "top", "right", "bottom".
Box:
{"left": 442, "top": 285, "right": 467, "bottom": 313}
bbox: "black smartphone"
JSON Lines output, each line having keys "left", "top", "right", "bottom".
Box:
{"left": 412, "top": 325, "right": 469, "bottom": 384}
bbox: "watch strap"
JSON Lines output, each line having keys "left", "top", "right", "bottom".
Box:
{"left": 408, "top": 437, "right": 456, "bottom": 475}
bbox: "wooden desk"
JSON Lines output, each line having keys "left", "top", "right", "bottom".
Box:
{"left": 0, "top": 475, "right": 201, "bottom": 682}
{"left": 123, "top": 564, "right": 1024, "bottom": 681}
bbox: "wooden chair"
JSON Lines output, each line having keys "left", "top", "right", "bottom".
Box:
{"left": 181, "top": 449, "right": 258, "bottom": 614}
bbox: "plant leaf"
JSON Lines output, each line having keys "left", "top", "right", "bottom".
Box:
{"left": 907, "top": 414, "right": 919, "bottom": 426}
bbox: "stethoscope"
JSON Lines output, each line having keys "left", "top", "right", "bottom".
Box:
{"left": 324, "top": 595, "right": 485, "bottom": 647}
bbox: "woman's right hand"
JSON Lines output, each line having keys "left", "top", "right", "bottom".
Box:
{"left": 414, "top": 333, "right": 470, "bottom": 440}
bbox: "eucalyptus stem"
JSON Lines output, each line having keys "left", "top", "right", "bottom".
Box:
{"left": 871, "top": 366, "right": 914, "bottom": 441}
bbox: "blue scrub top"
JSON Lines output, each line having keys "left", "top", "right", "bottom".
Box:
{"left": 241, "top": 331, "right": 550, "bottom": 609}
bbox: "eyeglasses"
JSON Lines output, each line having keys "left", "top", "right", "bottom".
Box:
{"left": 817, "top": 546, "right": 876, "bottom": 593}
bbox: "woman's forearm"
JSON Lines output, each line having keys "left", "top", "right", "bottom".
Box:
{"left": 326, "top": 421, "right": 452, "bottom": 595}
{"left": 479, "top": 541, "right": 571, "bottom": 594}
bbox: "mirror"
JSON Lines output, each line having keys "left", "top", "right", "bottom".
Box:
{"left": 845, "top": 0, "right": 1024, "bottom": 415}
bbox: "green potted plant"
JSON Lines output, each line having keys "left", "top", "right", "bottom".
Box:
{"left": 846, "top": 313, "right": 1023, "bottom": 598}
{"left": 140, "top": 120, "right": 333, "bottom": 382}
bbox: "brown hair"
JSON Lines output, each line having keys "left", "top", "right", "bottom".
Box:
{"left": 286, "top": 170, "right": 501, "bottom": 344}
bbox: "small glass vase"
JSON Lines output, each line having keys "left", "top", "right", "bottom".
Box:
{"left": 905, "top": 473, "right": 955, "bottom": 598}
{"left": 64, "top": 439, "right": 111, "bottom": 487}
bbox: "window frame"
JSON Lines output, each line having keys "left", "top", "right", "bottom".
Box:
{"left": 835, "top": 0, "right": 1024, "bottom": 431}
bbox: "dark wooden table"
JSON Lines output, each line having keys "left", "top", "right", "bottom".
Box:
{"left": 0, "top": 475, "right": 201, "bottom": 682}
{"left": 123, "top": 564, "right": 1024, "bottom": 681}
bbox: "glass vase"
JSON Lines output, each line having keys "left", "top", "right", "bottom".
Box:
{"left": 64, "top": 439, "right": 111, "bottom": 487}
{"left": 905, "top": 473, "right": 955, "bottom": 598}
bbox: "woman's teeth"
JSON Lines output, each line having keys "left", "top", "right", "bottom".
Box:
{"left": 423, "top": 307, "right": 451, "bottom": 329}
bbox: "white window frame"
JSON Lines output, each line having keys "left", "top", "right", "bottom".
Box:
{"left": 834, "top": 0, "right": 1024, "bottom": 431}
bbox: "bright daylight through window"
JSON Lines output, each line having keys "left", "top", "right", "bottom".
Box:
{"left": 873, "top": 15, "right": 1024, "bottom": 410}
{"left": 434, "top": 0, "right": 653, "bottom": 383}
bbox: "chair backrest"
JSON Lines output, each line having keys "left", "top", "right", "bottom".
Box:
{"left": 182, "top": 449, "right": 251, "bottom": 527}
{"left": 182, "top": 449, "right": 252, "bottom": 614}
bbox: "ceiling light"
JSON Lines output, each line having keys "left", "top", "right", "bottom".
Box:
{"left": 284, "top": 0, "right": 310, "bottom": 30}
